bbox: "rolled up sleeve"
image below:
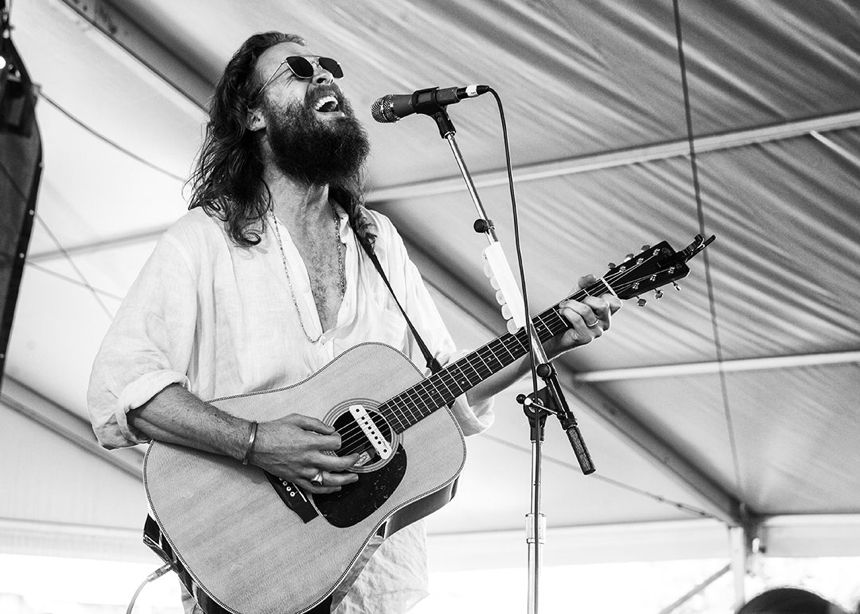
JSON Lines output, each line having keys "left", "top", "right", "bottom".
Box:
{"left": 87, "top": 233, "right": 198, "bottom": 449}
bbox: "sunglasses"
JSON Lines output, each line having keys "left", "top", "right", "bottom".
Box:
{"left": 256, "top": 55, "right": 343, "bottom": 98}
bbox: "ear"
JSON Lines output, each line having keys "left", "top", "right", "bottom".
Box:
{"left": 246, "top": 107, "right": 266, "bottom": 132}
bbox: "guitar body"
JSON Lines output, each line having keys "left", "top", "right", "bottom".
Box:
{"left": 143, "top": 343, "right": 467, "bottom": 614}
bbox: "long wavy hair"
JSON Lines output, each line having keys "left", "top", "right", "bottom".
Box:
{"left": 187, "top": 32, "right": 370, "bottom": 248}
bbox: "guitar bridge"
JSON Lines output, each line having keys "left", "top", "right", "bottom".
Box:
{"left": 264, "top": 472, "right": 319, "bottom": 523}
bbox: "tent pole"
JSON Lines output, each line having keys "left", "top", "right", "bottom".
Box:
{"left": 729, "top": 526, "right": 748, "bottom": 610}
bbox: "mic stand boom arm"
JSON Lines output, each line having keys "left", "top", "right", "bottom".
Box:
{"left": 427, "top": 106, "right": 593, "bottom": 614}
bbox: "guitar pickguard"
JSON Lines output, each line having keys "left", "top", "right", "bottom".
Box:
{"left": 312, "top": 445, "right": 407, "bottom": 528}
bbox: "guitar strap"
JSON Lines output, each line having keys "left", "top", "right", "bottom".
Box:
{"left": 360, "top": 241, "right": 443, "bottom": 375}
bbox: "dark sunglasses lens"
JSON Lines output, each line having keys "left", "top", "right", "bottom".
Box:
{"left": 286, "top": 56, "right": 315, "bottom": 78}
{"left": 319, "top": 57, "right": 344, "bottom": 79}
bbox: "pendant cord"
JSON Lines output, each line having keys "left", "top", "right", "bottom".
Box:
{"left": 270, "top": 205, "right": 344, "bottom": 344}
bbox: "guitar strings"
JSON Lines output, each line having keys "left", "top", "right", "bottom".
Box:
{"left": 332, "top": 254, "right": 663, "bottom": 457}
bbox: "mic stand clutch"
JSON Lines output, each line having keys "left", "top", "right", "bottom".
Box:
{"left": 425, "top": 106, "right": 593, "bottom": 614}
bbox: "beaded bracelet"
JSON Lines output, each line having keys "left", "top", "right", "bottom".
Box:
{"left": 241, "top": 421, "right": 258, "bottom": 466}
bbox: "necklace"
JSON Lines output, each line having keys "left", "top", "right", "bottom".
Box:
{"left": 270, "top": 205, "right": 345, "bottom": 343}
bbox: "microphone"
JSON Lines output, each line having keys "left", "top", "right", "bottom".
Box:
{"left": 371, "top": 84, "right": 490, "bottom": 123}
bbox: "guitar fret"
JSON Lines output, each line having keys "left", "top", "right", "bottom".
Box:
{"left": 473, "top": 347, "right": 494, "bottom": 378}
{"left": 401, "top": 387, "right": 426, "bottom": 422}
{"left": 481, "top": 344, "right": 505, "bottom": 371}
{"left": 435, "top": 369, "right": 459, "bottom": 400}
{"left": 466, "top": 350, "right": 491, "bottom": 384}
{"left": 494, "top": 337, "right": 517, "bottom": 362}
{"left": 449, "top": 361, "right": 471, "bottom": 391}
{"left": 422, "top": 379, "right": 454, "bottom": 412}
{"left": 463, "top": 353, "right": 486, "bottom": 384}
{"left": 454, "top": 356, "right": 480, "bottom": 386}
{"left": 417, "top": 380, "right": 448, "bottom": 415}
{"left": 378, "top": 400, "right": 406, "bottom": 432}
{"left": 404, "top": 384, "right": 433, "bottom": 417}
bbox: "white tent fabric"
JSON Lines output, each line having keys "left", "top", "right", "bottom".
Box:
{"left": 3, "top": 0, "right": 860, "bottom": 572}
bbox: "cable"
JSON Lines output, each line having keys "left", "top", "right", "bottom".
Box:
{"left": 25, "top": 260, "right": 124, "bottom": 301}
{"left": 39, "top": 91, "right": 187, "bottom": 184}
{"left": 27, "top": 92, "right": 191, "bottom": 322}
{"left": 486, "top": 88, "right": 536, "bottom": 390}
{"left": 671, "top": 0, "right": 742, "bottom": 498}
{"left": 125, "top": 563, "right": 173, "bottom": 614}
{"left": 34, "top": 213, "right": 114, "bottom": 320}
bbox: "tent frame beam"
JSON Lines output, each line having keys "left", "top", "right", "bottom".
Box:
{"left": 367, "top": 108, "right": 860, "bottom": 202}
{"left": 52, "top": 0, "right": 210, "bottom": 113}
{"left": 1, "top": 377, "right": 144, "bottom": 480}
{"left": 572, "top": 351, "right": 860, "bottom": 382}
{"left": 27, "top": 108, "right": 860, "bottom": 265}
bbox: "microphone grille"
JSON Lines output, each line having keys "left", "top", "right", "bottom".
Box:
{"left": 370, "top": 95, "right": 399, "bottom": 123}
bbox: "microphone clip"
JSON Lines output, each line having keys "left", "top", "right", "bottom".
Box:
{"left": 409, "top": 86, "right": 464, "bottom": 116}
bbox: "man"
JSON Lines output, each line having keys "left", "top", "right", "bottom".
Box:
{"left": 87, "top": 32, "right": 621, "bottom": 614}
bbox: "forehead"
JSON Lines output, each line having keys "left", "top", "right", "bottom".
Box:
{"left": 255, "top": 41, "right": 313, "bottom": 78}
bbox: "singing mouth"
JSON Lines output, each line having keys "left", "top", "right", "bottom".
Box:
{"left": 314, "top": 95, "right": 341, "bottom": 113}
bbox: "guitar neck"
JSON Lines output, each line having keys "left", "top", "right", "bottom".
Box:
{"left": 380, "top": 278, "right": 612, "bottom": 432}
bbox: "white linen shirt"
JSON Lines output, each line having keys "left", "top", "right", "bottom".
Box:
{"left": 87, "top": 205, "right": 494, "bottom": 614}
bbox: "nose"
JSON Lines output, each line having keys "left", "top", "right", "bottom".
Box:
{"left": 312, "top": 61, "right": 335, "bottom": 85}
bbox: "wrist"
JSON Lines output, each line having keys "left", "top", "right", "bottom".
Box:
{"left": 543, "top": 336, "right": 564, "bottom": 360}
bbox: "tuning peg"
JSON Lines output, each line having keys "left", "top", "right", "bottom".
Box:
{"left": 608, "top": 262, "right": 616, "bottom": 269}
{"left": 641, "top": 244, "right": 650, "bottom": 251}
{"left": 655, "top": 289, "right": 663, "bottom": 299}
{"left": 672, "top": 281, "right": 681, "bottom": 291}
{"left": 626, "top": 253, "right": 635, "bottom": 259}
{"left": 637, "top": 297, "right": 647, "bottom": 307}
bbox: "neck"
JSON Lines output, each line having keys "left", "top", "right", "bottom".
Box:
{"left": 264, "top": 165, "right": 333, "bottom": 232}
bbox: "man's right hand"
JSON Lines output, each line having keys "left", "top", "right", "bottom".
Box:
{"left": 129, "top": 385, "right": 360, "bottom": 495}
{"left": 252, "top": 414, "right": 361, "bottom": 494}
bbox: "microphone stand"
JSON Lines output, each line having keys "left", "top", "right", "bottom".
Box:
{"left": 425, "top": 107, "right": 594, "bottom": 614}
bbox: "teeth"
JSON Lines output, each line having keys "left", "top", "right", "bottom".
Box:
{"left": 314, "top": 95, "right": 339, "bottom": 112}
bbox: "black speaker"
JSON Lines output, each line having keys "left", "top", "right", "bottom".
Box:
{"left": 0, "top": 31, "right": 42, "bottom": 390}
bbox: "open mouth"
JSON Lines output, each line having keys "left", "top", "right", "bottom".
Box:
{"left": 314, "top": 95, "right": 341, "bottom": 114}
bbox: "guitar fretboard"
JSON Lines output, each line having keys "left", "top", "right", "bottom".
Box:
{"left": 378, "top": 278, "right": 612, "bottom": 433}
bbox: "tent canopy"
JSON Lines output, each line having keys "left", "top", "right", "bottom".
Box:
{"left": 2, "top": 0, "right": 859, "bottom": 567}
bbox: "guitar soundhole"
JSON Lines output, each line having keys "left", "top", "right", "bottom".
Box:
{"left": 313, "top": 402, "right": 406, "bottom": 528}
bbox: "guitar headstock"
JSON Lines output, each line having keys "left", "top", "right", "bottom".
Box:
{"left": 601, "top": 234, "right": 715, "bottom": 305}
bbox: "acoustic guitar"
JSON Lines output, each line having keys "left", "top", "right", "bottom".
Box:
{"left": 142, "top": 235, "right": 714, "bottom": 614}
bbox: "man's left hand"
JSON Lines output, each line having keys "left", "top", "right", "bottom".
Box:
{"left": 546, "top": 274, "right": 622, "bottom": 357}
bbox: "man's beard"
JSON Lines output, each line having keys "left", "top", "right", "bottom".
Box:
{"left": 262, "top": 91, "right": 370, "bottom": 187}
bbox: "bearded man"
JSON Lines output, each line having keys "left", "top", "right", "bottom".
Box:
{"left": 87, "top": 32, "right": 620, "bottom": 614}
